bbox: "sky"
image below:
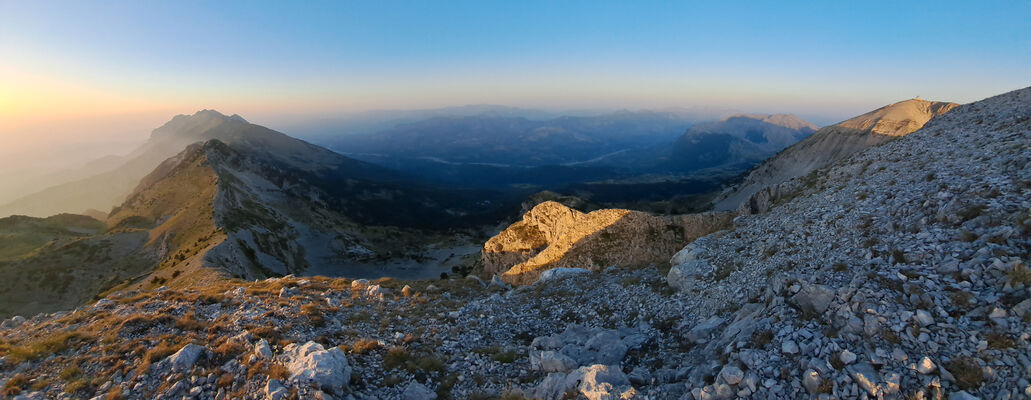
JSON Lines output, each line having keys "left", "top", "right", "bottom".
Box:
{"left": 1, "top": 0, "right": 1029, "bottom": 160}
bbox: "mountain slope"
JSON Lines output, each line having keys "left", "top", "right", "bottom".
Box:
{"left": 0, "top": 110, "right": 398, "bottom": 218}
{"left": 714, "top": 98, "right": 959, "bottom": 211}
{"left": 108, "top": 137, "right": 513, "bottom": 285}
{"left": 663, "top": 87, "right": 1030, "bottom": 398}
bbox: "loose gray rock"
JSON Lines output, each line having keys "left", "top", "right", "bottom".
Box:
{"left": 402, "top": 382, "right": 437, "bottom": 400}
{"left": 279, "top": 341, "right": 351, "bottom": 391}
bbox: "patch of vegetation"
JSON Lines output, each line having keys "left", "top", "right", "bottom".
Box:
{"left": 829, "top": 352, "right": 844, "bottom": 370}
{"left": 5, "top": 330, "right": 86, "bottom": 364}
{"left": 247, "top": 360, "right": 290, "bottom": 380}
{"left": 713, "top": 262, "right": 737, "bottom": 281}
{"left": 3, "top": 373, "right": 28, "bottom": 396}
{"left": 958, "top": 204, "right": 987, "bottom": 221}
{"left": 174, "top": 312, "right": 208, "bottom": 331}
{"left": 346, "top": 338, "right": 382, "bottom": 354}
{"left": 882, "top": 331, "right": 901, "bottom": 344}
{"left": 867, "top": 272, "right": 903, "bottom": 292}
{"left": 137, "top": 340, "right": 182, "bottom": 374}
{"left": 300, "top": 303, "right": 326, "bottom": 327}
{"left": 64, "top": 379, "right": 90, "bottom": 394}
{"left": 1006, "top": 263, "right": 1031, "bottom": 285}
{"left": 383, "top": 346, "right": 445, "bottom": 376}
{"left": 947, "top": 357, "right": 985, "bottom": 390}
{"left": 383, "top": 347, "right": 412, "bottom": 370}
{"left": 246, "top": 325, "right": 282, "bottom": 342}
{"left": 891, "top": 249, "right": 907, "bottom": 264}
{"left": 104, "top": 387, "right": 125, "bottom": 400}
{"left": 59, "top": 365, "right": 82, "bottom": 381}
{"left": 473, "top": 346, "right": 518, "bottom": 364}
{"left": 986, "top": 332, "right": 1015, "bottom": 349}
{"left": 751, "top": 329, "right": 773, "bottom": 347}
{"left": 211, "top": 340, "right": 247, "bottom": 364}
{"left": 948, "top": 290, "right": 974, "bottom": 310}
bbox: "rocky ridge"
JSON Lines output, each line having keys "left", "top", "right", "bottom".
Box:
{"left": 0, "top": 88, "right": 1028, "bottom": 400}
{"left": 714, "top": 98, "right": 959, "bottom": 211}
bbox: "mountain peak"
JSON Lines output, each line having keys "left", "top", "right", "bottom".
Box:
{"left": 723, "top": 113, "right": 818, "bottom": 131}
{"left": 837, "top": 98, "right": 959, "bottom": 136}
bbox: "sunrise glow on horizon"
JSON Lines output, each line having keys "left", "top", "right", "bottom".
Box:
{"left": 2, "top": 0, "right": 1029, "bottom": 153}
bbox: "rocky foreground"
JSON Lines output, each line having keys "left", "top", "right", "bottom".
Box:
{"left": 1, "top": 87, "right": 1029, "bottom": 400}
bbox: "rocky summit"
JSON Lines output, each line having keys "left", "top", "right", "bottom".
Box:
{"left": 0, "top": 87, "right": 1029, "bottom": 400}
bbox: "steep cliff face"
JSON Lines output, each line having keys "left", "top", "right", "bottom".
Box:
{"left": 714, "top": 98, "right": 959, "bottom": 211}
{"left": 482, "top": 201, "right": 733, "bottom": 285}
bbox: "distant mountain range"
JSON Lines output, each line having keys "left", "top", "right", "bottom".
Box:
{"left": 586, "top": 113, "right": 818, "bottom": 175}
{"left": 330, "top": 111, "right": 698, "bottom": 167}
{"left": 321, "top": 111, "right": 818, "bottom": 190}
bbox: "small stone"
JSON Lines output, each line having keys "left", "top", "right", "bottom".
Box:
{"left": 264, "top": 379, "right": 288, "bottom": 400}
{"left": 847, "top": 363, "right": 881, "bottom": 396}
{"left": 914, "top": 310, "right": 934, "bottom": 326}
{"left": 948, "top": 391, "right": 980, "bottom": 400}
{"left": 781, "top": 340, "right": 799, "bottom": 354}
{"left": 802, "top": 369, "right": 821, "bottom": 394}
{"left": 166, "top": 344, "right": 206, "bottom": 372}
{"left": 840, "top": 349, "right": 857, "bottom": 365}
{"left": 719, "top": 365, "right": 744, "bottom": 385}
{"left": 254, "top": 339, "right": 274, "bottom": 360}
{"left": 916, "top": 357, "right": 936, "bottom": 374}
{"left": 402, "top": 382, "right": 437, "bottom": 400}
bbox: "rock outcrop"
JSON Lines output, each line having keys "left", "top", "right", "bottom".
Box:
{"left": 482, "top": 201, "right": 733, "bottom": 285}
{"left": 278, "top": 341, "right": 351, "bottom": 392}
{"left": 714, "top": 97, "right": 959, "bottom": 211}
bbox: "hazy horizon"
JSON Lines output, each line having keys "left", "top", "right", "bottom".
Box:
{"left": 2, "top": 1, "right": 1029, "bottom": 167}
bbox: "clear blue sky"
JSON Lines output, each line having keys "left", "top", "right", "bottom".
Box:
{"left": 1, "top": 0, "right": 1029, "bottom": 140}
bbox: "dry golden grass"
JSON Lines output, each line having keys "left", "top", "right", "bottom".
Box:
{"left": 4, "top": 330, "right": 86, "bottom": 364}
{"left": 346, "top": 338, "right": 382, "bottom": 354}
{"left": 104, "top": 387, "right": 125, "bottom": 400}
{"left": 136, "top": 340, "right": 182, "bottom": 375}
{"left": 211, "top": 339, "right": 247, "bottom": 363}
{"left": 247, "top": 360, "right": 290, "bottom": 380}
{"left": 174, "top": 312, "right": 209, "bottom": 331}
{"left": 217, "top": 373, "right": 235, "bottom": 388}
